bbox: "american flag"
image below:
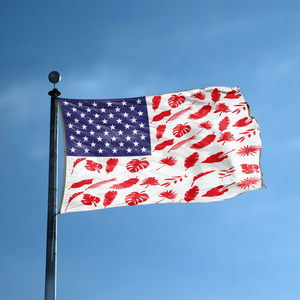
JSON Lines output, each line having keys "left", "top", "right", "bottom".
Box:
{"left": 58, "top": 87, "right": 265, "bottom": 214}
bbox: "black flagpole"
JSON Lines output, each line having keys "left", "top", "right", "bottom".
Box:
{"left": 45, "top": 71, "right": 61, "bottom": 300}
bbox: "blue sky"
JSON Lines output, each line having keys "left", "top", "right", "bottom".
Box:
{"left": 1, "top": 0, "right": 300, "bottom": 299}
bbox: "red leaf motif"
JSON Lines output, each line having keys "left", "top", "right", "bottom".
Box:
{"left": 125, "top": 191, "right": 149, "bottom": 206}
{"left": 192, "top": 91, "right": 206, "bottom": 104}
{"left": 81, "top": 194, "right": 100, "bottom": 207}
{"left": 103, "top": 191, "right": 118, "bottom": 208}
{"left": 153, "top": 139, "right": 174, "bottom": 152}
{"left": 65, "top": 191, "right": 84, "bottom": 212}
{"left": 214, "top": 103, "right": 231, "bottom": 116}
{"left": 152, "top": 95, "right": 161, "bottom": 111}
{"left": 197, "top": 120, "right": 213, "bottom": 134}
{"left": 68, "top": 179, "right": 93, "bottom": 190}
{"left": 202, "top": 150, "right": 235, "bottom": 164}
{"left": 156, "top": 190, "right": 177, "bottom": 203}
{"left": 191, "top": 170, "right": 215, "bottom": 187}
{"left": 219, "top": 116, "right": 230, "bottom": 132}
{"left": 168, "top": 135, "right": 196, "bottom": 152}
{"left": 237, "top": 177, "right": 260, "bottom": 189}
{"left": 166, "top": 105, "right": 192, "bottom": 123}
{"left": 156, "top": 124, "right": 166, "bottom": 141}
{"left": 110, "top": 177, "right": 139, "bottom": 189}
{"left": 172, "top": 122, "right": 191, "bottom": 138}
{"left": 156, "top": 157, "right": 177, "bottom": 171}
{"left": 233, "top": 117, "right": 252, "bottom": 127}
{"left": 225, "top": 90, "right": 241, "bottom": 99}
{"left": 140, "top": 177, "right": 160, "bottom": 188}
{"left": 184, "top": 186, "right": 199, "bottom": 202}
{"left": 105, "top": 158, "right": 118, "bottom": 174}
{"left": 71, "top": 158, "right": 86, "bottom": 175}
{"left": 85, "top": 160, "right": 103, "bottom": 172}
{"left": 184, "top": 152, "right": 199, "bottom": 171}
{"left": 241, "top": 164, "right": 259, "bottom": 174}
{"left": 236, "top": 145, "right": 260, "bottom": 157}
{"left": 191, "top": 133, "right": 216, "bottom": 150}
{"left": 217, "top": 131, "right": 235, "bottom": 145}
{"left": 211, "top": 88, "right": 221, "bottom": 103}
{"left": 168, "top": 93, "right": 186, "bottom": 108}
{"left": 188, "top": 104, "right": 212, "bottom": 120}
{"left": 126, "top": 158, "right": 149, "bottom": 173}
{"left": 85, "top": 178, "right": 117, "bottom": 191}
{"left": 151, "top": 110, "right": 172, "bottom": 123}
{"left": 202, "top": 182, "right": 235, "bottom": 197}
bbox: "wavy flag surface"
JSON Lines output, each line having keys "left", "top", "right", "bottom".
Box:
{"left": 58, "top": 86, "right": 265, "bottom": 213}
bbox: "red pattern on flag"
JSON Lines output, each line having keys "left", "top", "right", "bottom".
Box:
{"left": 58, "top": 86, "right": 264, "bottom": 213}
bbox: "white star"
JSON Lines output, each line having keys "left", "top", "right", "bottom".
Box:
{"left": 84, "top": 148, "right": 89, "bottom": 153}
{"left": 63, "top": 101, "right": 69, "bottom": 105}
{"left": 126, "top": 136, "right": 131, "bottom": 141}
{"left": 132, "top": 129, "right": 138, "bottom": 134}
{"left": 105, "top": 142, "right": 110, "bottom": 147}
{"left": 78, "top": 102, "right": 83, "bottom": 107}
{"left": 96, "top": 125, "right": 101, "bottom": 130}
{"left": 119, "top": 142, "right": 124, "bottom": 147}
{"left": 133, "top": 141, "right": 139, "bottom": 146}
{"left": 108, "top": 113, "right": 114, "bottom": 118}
{"left": 118, "top": 130, "right": 123, "bottom": 135}
{"left": 140, "top": 135, "right": 146, "bottom": 140}
{"left": 139, "top": 123, "right": 145, "bottom": 128}
{"left": 126, "top": 148, "right": 132, "bottom": 153}
{"left": 104, "top": 130, "right": 109, "bottom": 135}
{"left": 70, "top": 147, "right": 76, "bottom": 153}
{"left": 91, "top": 142, "right": 96, "bottom": 147}
{"left": 98, "top": 148, "right": 103, "bottom": 153}
{"left": 68, "top": 123, "right": 73, "bottom": 129}
{"left": 83, "top": 136, "right": 88, "bottom": 141}
{"left": 131, "top": 117, "right": 137, "bottom": 123}
{"left": 72, "top": 107, "right": 77, "bottom": 112}
{"left": 123, "top": 112, "right": 129, "bottom": 117}
{"left": 86, "top": 108, "right": 91, "bottom": 113}
{"left": 92, "top": 102, "right": 97, "bottom": 107}
{"left": 90, "top": 130, "right": 95, "bottom": 135}
{"left": 77, "top": 142, "right": 82, "bottom": 147}
{"left": 97, "top": 136, "right": 102, "bottom": 142}
{"left": 94, "top": 113, "right": 100, "bottom": 118}
{"left": 138, "top": 111, "right": 143, "bottom": 116}
{"left": 82, "top": 125, "right": 87, "bottom": 130}
{"left": 101, "top": 108, "right": 106, "bottom": 113}
{"left": 66, "top": 112, "right": 71, "bottom": 117}
{"left": 88, "top": 119, "right": 93, "bottom": 124}
{"left": 102, "top": 119, "right": 108, "bottom": 124}
{"left": 110, "top": 124, "right": 116, "bottom": 130}
{"left": 111, "top": 136, "right": 117, "bottom": 142}
{"left": 80, "top": 113, "right": 85, "bottom": 118}
{"left": 130, "top": 106, "right": 135, "bottom": 111}
{"left": 122, "top": 101, "right": 127, "bottom": 106}
{"left": 136, "top": 99, "right": 142, "bottom": 104}
{"left": 117, "top": 118, "right": 122, "bottom": 124}
{"left": 115, "top": 107, "right": 121, "bottom": 112}
{"left": 112, "top": 148, "right": 118, "bottom": 153}
{"left": 141, "top": 147, "right": 147, "bottom": 152}
{"left": 69, "top": 135, "right": 75, "bottom": 140}
{"left": 124, "top": 124, "right": 130, "bottom": 129}
{"left": 76, "top": 130, "right": 81, "bottom": 135}
{"left": 107, "top": 101, "right": 112, "bottom": 107}
{"left": 74, "top": 118, "right": 79, "bottom": 123}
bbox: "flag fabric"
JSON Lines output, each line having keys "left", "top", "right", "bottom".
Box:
{"left": 58, "top": 86, "right": 265, "bottom": 214}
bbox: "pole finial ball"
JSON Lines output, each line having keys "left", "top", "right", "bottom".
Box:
{"left": 48, "top": 71, "right": 61, "bottom": 84}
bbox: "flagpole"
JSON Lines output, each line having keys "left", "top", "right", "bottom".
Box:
{"left": 45, "top": 71, "right": 61, "bottom": 300}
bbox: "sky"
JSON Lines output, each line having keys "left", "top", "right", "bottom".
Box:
{"left": 1, "top": 0, "right": 300, "bottom": 299}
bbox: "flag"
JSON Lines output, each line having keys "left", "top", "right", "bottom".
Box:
{"left": 58, "top": 86, "right": 265, "bottom": 214}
